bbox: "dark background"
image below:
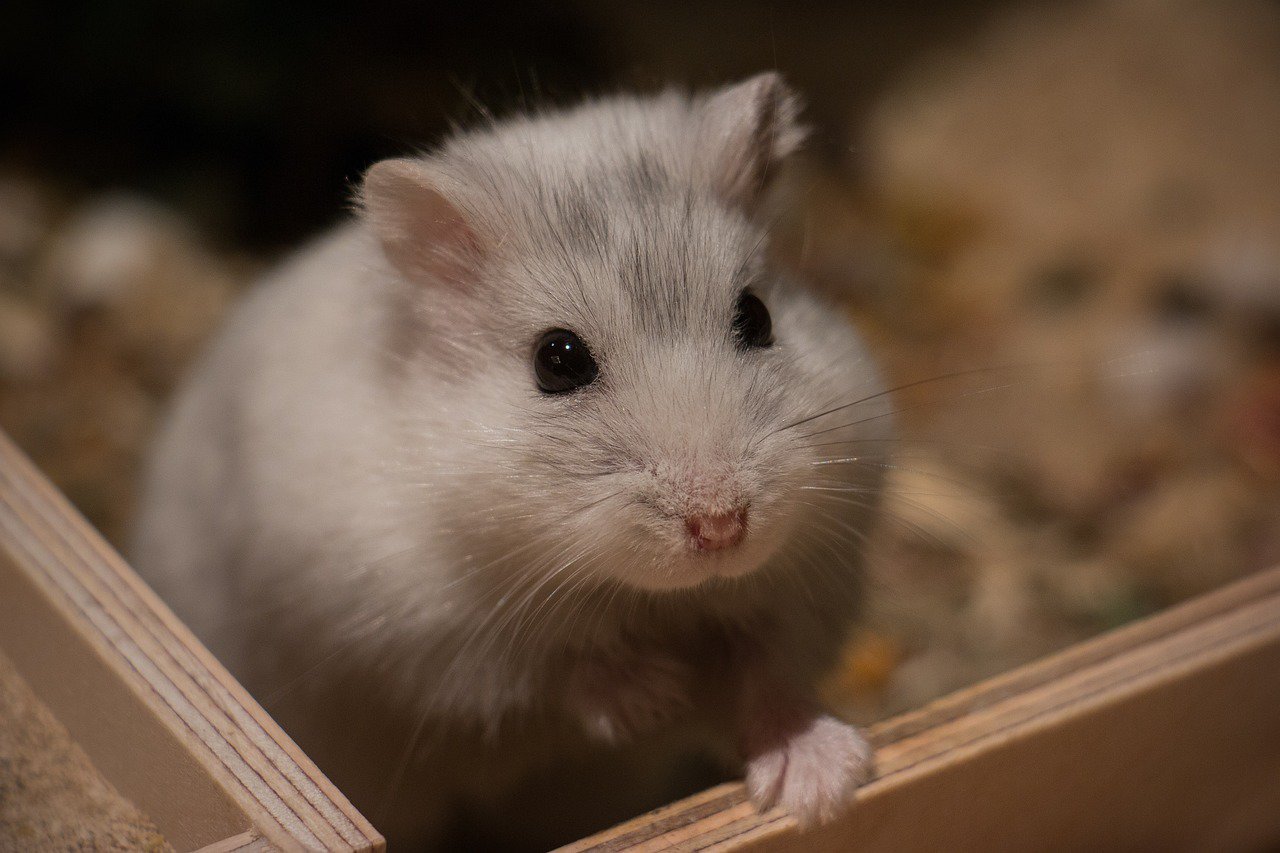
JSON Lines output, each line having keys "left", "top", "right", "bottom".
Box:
{"left": 1, "top": 1, "right": 1013, "bottom": 249}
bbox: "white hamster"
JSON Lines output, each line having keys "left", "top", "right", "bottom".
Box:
{"left": 131, "top": 73, "right": 893, "bottom": 849}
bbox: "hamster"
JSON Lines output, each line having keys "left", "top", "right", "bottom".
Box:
{"left": 131, "top": 73, "right": 893, "bottom": 849}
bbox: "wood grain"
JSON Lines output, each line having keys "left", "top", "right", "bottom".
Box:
{"left": 0, "top": 430, "right": 383, "bottom": 852}
{"left": 561, "top": 567, "right": 1280, "bottom": 852}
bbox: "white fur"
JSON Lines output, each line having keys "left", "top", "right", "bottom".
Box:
{"left": 132, "top": 74, "right": 891, "bottom": 848}
{"left": 746, "top": 714, "right": 873, "bottom": 827}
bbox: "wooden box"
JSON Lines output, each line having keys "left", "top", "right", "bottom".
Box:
{"left": 0, "top": 431, "right": 383, "bottom": 852}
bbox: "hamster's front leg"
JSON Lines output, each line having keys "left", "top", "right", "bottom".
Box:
{"left": 736, "top": 661, "right": 873, "bottom": 826}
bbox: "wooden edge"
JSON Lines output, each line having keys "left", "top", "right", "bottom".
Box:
{"left": 0, "top": 430, "right": 384, "bottom": 852}
{"left": 195, "top": 831, "right": 276, "bottom": 853}
{"left": 560, "top": 565, "right": 1280, "bottom": 851}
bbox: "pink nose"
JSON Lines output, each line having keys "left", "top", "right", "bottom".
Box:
{"left": 686, "top": 508, "right": 748, "bottom": 552}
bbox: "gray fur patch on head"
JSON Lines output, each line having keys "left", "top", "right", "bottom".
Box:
{"left": 364, "top": 77, "right": 800, "bottom": 351}
{"left": 359, "top": 72, "right": 805, "bottom": 293}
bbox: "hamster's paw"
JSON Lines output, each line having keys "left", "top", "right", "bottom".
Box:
{"left": 745, "top": 714, "right": 872, "bottom": 827}
{"left": 566, "top": 651, "right": 692, "bottom": 743}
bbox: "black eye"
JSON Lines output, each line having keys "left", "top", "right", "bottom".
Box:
{"left": 533, "top": 329, "right": 598, "bottom": 394}
{"left": 733, "top": 290, "right": 773, "bottom": 349}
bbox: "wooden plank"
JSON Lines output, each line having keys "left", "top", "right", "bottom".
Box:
{"left": 0, "top": 430, "right": 384, "bottom": 852}
{"left": 561, "top": 566, "right": 1280, "bottom": 852}
{"left": 194, "top": 831, "right": 276, "bottom": 853}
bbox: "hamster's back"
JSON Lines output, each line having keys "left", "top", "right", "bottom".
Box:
{"left": 130, "top": 224, "right": 395, "bottom": 672}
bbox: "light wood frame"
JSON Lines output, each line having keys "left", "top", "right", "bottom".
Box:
{"left": 0, "top": 430, "right": 384, "bottom": 852}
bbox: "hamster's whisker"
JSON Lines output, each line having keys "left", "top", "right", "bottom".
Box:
{"left": 588, "top": 558, "right": 646, "bottom": 644}
{"left": 568, "top": 558, "right": 633, "bottom": 652}
{"left": 809, "top": 490, "right": 970, "bottom": 551}
{"left": 796, "top": 379, "right": 1023, "bottom": 441}
{"left": 557, "top": 573, "right": 602, "bottom": 644}
{"left": 456, "top": 534, "right": 607, "bottom": 682}
{"left": 504, "top": 544, "right": 606, "bottom": 659}
{"left": 793, "top": 498, "right": 873, "bottom": 549}
{"left": 795, "top": 512, "right": 879, "bottom": 577}
{"left": 783, "top": 520, "right": 861, "bottom": 606}
{"left": 799, "top": 484, "right": 881, "bottom": 493}
{"left": 377, "top": 692, "right": 441, "bottom": 829}
{"left": 804, "top": 451, "right": 974, "bottom": 472}
{"left": 435, "top": 489, "right": 624, "bottom": 594}
{"left": 260, "top": 631, "right": 374, "bottom": 708}
{"left": 558, "top": 569, "right": 619, "bottom": 651}
{"left": 808, "top": 457, "right": 983, "bottom": 495}
{"left": 437, "top": 531, "right": 565, "bottom": 594}
{"left": 773, "top": 365, "right": 1020, "bottom": 436}
{"left": 883, "top": 492, "right": 980, "bottom": 544}
{"left": 808, "top": 456, "right": 872, "bottom": 467}
{"left": 459, "top": 560, "right": 575, "bottom": 659}
{"left": 413, "top": 541, "right": 608, "bottom": 713}
{"left": 799, "top": 435, "right": 1009, "bottom": 455}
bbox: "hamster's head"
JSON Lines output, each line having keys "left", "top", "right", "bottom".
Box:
{"left": 361, "top": 74, "right": 891, "bottom": 592}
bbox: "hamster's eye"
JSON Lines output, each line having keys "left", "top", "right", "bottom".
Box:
{"left": 733, "top": 290, "right": 773, "bottom": 349}
{"left": 533, "top": 329, "right": 598, "bottom": 394}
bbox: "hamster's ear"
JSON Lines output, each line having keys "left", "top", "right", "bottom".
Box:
{"left": 360, "top": 157, "right": 481, "bottom": 286}
{"left": 699, "top": 73, "right": 807, "bottom": 211}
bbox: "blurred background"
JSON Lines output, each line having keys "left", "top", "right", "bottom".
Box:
{"left": 2, "top": 0, "right": 1280, "bottom": 725}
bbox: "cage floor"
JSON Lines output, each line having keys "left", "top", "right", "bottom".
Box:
{"left": 0, "top": 648, "right": 172, "bottom": 852}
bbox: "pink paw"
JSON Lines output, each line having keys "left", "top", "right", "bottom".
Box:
{"left": 745, "top": 714, "right": 872, "bottom": 827}
{"left": 565, "top": 651, "right": 692, "bottom": 743}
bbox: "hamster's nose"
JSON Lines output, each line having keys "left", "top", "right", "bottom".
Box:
{"left": 685, "top": 507, "right": 748, "bottom": 552}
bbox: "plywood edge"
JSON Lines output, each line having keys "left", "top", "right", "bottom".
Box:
{"left": 0, "top": 430, "right": 384, "bottom": 852}
{"left": 194, "top": 831, "right": 277, "bottom": 853}
{"left": 561, "top": 565, "right": 1280, "bottom": 851}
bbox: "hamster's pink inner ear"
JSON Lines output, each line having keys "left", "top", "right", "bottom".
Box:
{"left": 360, "top": 157, "right": 481, "bottom": 287}
{"left": 699, "top": 72, "right": 808, "bottom": 213}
